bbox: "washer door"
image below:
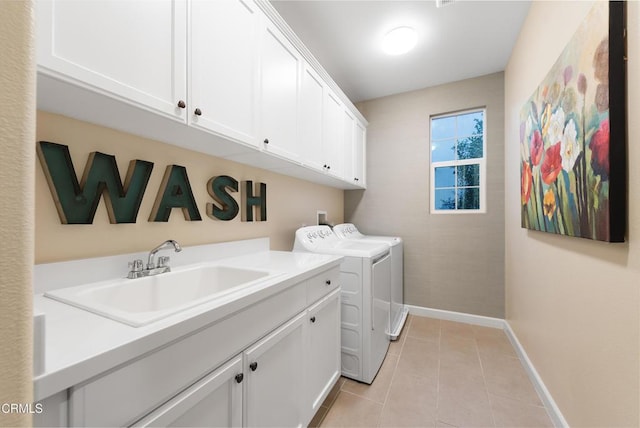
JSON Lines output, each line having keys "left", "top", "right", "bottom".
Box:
{"left": 369, "top": 253, "right": 391, "bottom": 380}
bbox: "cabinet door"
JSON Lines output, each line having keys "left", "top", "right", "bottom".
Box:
{"left": 306, "top": 289, "right": 341, "bottom": 423}
{"left": 132, "top": 356, "right": 243, "bottom": 428}
{"left": 343, "top": 109, "right": 356, "bottom": 183}
{"left": 353, "top": 121, "right": 367, "bottom": 187}
{"left": 258, "top": 21, "right": 301, "bottom": 161}
{"left": 189, "top": 0, "right": 259, "bottom": 147}
{"left": 299, "top": 64, "right": 325, "bottom": 170}
{"left": 36, "top": 0, "right": 187, "bottom": 121}
{"left": 244, "top": 312, "right": 306, "bottom": 428}
{"left": 323, "top": 90, "right": 345, "bottom": 178}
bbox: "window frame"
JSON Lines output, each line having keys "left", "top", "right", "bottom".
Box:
{"left": 429, "top": 107, "right": 487, "bottom": 214}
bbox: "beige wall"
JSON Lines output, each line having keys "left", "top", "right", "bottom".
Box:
{"left": 0, "top": 1, "right": 35, "bottom": 426}
{"left": 505, "top": 1, "right": 639, "bottom": 426}
{"left": 35, "top": 112, "right": 343, "bottom": 263}
{"left": 347, "top": 72, "right": 505, "bottom": 318}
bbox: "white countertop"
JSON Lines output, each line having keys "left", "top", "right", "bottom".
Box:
{"left": 33, "top": 249, "right": 342, "bottom": 401}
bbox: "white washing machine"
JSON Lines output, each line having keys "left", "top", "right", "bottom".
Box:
{"left": 293, "top": 225, "right": 391, "bottom": 384}
{"left": 333, "top": 223, "right": 408, "bottom": 341}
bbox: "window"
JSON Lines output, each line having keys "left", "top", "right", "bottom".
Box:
{"left": 430, "top": 109, "right": 486, "bottom": 213}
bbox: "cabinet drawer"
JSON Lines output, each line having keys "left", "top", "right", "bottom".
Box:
{"left": 69, "top": 283, "right": 306, "bottom": 427}
{"left": 306, "top": 267, "right": 339, "bottom": 305}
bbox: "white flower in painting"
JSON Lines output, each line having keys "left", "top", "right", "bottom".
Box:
{"left": 547, "top": 107, "right": 565, "bottom": 146}
{"left": 561, "top": 118, "right": 580, "bottom": 171}
{"left": 525, "top": 116, "right": 532, "bottom": 139}
{"left": 521, "top": 116, "right": 533, "bottom": 161}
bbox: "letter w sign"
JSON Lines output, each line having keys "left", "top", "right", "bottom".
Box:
{"left": 37, "top": 141, "right": 153, "bottom": 224}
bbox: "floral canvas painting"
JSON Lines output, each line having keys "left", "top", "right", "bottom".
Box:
{"left": 519, "top": 1, "right": 626, "bottom": 242}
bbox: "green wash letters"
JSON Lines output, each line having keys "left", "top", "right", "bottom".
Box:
{"left": 37, "top": 141, "right": 267, "bottom": 224}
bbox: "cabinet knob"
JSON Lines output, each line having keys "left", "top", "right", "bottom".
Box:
{"left": 194, "top": 108, "right": 202, "bottom": 116}
{"left": 310, "top": 316, "right": 316, "bottom": 323}
{"left": 325, "top": 280, "right": 331, "bottom": 285}
{"left": 250, "top": 362, "right": 258, "bottom": 371}
{"left": 327, "top": 165, "right": 331, "bottom": 170}
{"left": 235, "top": 373, "right": 244, "bottom": 383}
{"left": 323, "top": 164, "right": 327, "bottom": 169}
{"left": 177, "top": 100, "right": 186, "bottom": 109}
{"left": 264, "top": 138, "right": 269, "bottom": 145}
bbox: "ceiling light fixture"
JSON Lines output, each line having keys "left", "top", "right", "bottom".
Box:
{"left": 382, "top": 26, "right": 417, "bottom": 56}
{"left": 436, "top": 0, "right": 456, "bottom": 8}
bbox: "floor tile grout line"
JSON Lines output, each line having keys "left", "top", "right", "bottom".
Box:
{"left": 326, "top": 389, "right": 386, "bottom": 426}
{"left": 434, "top": 320, "right": 443, "bottom": 427}
{"left": 322, "top": 378, "right": 345, "bottom": 414}
{"left": 375, "top": 315, "right": 412, "bottom": 427}
{"left": 476, "top": 330, "right": 549, "bottom": 410}
{"left": 376, "top": 340, "right": 402, "bottom": 427}
{"left": 475, "top": 332, "right": 498, "bottom": 428}
{"left": 311, "top": 406, "right": 329, "bottom": 428}
{"left": 487, "top": 391, "right": 551, "bottom": 409}
{"left": 338, "top": 389, "right": 385, "bottom": 405}
{"left": 405, "top": 334, "right": 441, "bottom": 345}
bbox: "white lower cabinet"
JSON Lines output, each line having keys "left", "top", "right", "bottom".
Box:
{"left": 132, "top": 356, "right": 243, "bottom": 427}
{"left": 306, "top": 289, "right": 341, "bottom": 421}
{"left": 46, "top": 267, "right": 340, "bottom": 428}
{"left": 244, "top": 312, "right": 306, "bottom": 427}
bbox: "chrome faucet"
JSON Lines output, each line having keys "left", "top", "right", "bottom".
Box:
{"left": 148, "top": 239, "right": 182, "bottom": 269}
{"left": 127, "top": 239, "right": 182, "bottom": 279}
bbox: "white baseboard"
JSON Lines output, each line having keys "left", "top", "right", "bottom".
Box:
{"left": 503, "top": 323, "right": 569, "bottom": 428}
{"left": 405, "top": 304, "right": 505, "bottom": 329}
{"left": 406, "top": 305, "right": 567, "bottom": 428}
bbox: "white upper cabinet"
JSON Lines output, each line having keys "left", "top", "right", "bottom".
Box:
{"left": 299, "top": 64, "right": 325, "bottom": 171}
{"left": 35, "top": 0, "right": 367, "bottom": 189}
{"left": 189, "top": 0, "right": 259, "bottom": 147}
{"left": 37, "top": 0, "right": 187, "bottom": 121}
{"left": 323, "top": 89, "right": 345, "bottom": 179}
{"left": 258, "top": 20, "right": 301, "bottom": 162}
{"left": 343, "top": 108, "right": 356, "bottom": 183}
{"left": 353, "top": 121, "right": 367, "bottom": 187}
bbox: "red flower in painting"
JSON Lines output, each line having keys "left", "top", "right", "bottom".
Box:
{"left": 589, "top": 119, "right": 610, "bottom": 180}
{"left": 521, "top": 162, "right": 532, "bottom": 205}
{"left": 540, "top": 142, "right": 562, "bottom": 185}
{"left": 530, "top": 130, "right": 543, "bottom": 166}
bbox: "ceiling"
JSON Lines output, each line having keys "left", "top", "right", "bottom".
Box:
{"left": 271, "top": 0, "right": 531, "bottom": 103}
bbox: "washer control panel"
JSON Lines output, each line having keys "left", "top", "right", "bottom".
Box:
{"left": 333, "top": 223, "right": 364, "bottom": 240}
{"left": 294, "top": 225, "right": 338, "bottom": 250}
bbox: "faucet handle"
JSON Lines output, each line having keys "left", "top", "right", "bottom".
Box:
{"left": 128, "top": 259, "right": 143, "bottom": 272}
{"left": 127, "top": 259, "right": 144, "bottom": 279}
{"left": 157, "top": 256, "right": 170, "bottom": 268}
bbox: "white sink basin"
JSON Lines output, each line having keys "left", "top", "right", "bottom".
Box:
{"left": 44, "top": 265, "right": 282, "bottom": 327}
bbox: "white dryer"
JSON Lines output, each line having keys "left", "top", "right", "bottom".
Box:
{"left": 293, "top": 225, "right": 391, "bottom": 384}
{"left": 333, "top": 223, "right": 408, "bottom": 341}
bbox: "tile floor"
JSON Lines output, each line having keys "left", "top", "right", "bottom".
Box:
{"left": 310, "top": 315, "right": 554, "bottom": 428}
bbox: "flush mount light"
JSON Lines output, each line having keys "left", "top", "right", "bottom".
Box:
{"left": 382, "top": 26, "right": 417, "bottom": 55}
{"left": 436, "top": 0, "right": 456, "bottom": 7}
